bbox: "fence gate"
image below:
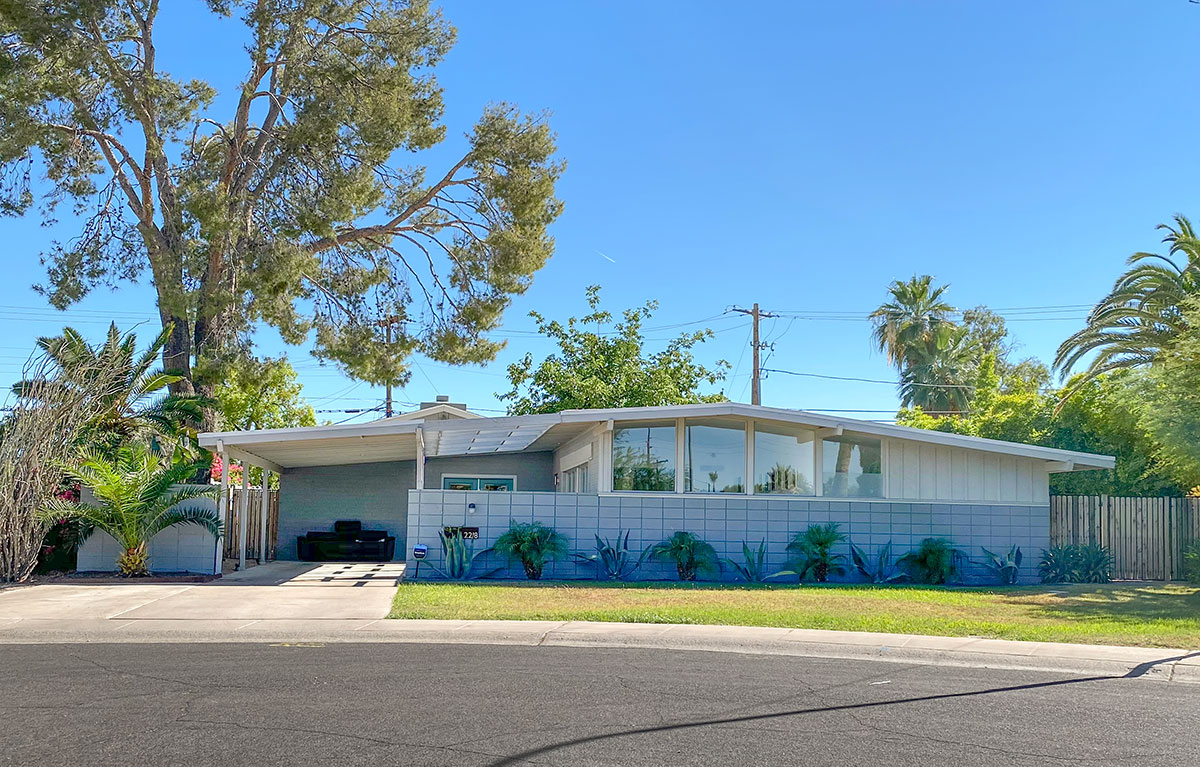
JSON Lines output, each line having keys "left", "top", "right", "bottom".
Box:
{"left": 1050, "top": 495, "right": 1200, "bottom": 580}
{"left": 222, "top": 488, "right": 279, "bottom": 561}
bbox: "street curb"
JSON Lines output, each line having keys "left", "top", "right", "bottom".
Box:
{"left": 2, "top": 617, "right": 1198, "bottom": 681}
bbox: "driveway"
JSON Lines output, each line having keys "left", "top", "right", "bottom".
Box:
{"left": 0, "top": 561, "right": 404, "bottom": 632}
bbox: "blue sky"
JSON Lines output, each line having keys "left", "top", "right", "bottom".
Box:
{"left": 4, "top": 1, "right": 1199, "bottom": 421}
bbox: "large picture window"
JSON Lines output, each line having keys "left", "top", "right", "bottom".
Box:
{"left": 612, "top": 423, "right": 676, "bottom": 491}
{"left": 822, "top": 435, "right": 882, "bottom": 497}
{"left": 754, "top": 423, "right": 814, "bottom": 495}
{"left": 684, "top": 419, "right": 746, "bottom": 493}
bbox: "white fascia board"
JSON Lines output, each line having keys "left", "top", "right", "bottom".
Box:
{"left": 198, "top": 420, "right": 421, "bottom": 449}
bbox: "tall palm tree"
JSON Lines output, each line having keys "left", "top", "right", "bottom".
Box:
{"left": 898, "top": 324, "right": 974, "bottom": 414}
{"left": 869, "top": 275, "right": 957, "bottom": 371}
{"left": 44, "top": 445, "right": 220, "bottom": 576}
{"left": 1056, "top": 214, "right": 1200, "bottom": 397}
{"left": 15, "top": 323, "right": 206, "bottom": 455}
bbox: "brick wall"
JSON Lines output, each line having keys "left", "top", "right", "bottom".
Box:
{"left": 405, "top": 491, "right": 1049, "bottom": 584}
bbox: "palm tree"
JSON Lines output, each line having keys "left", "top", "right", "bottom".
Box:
{"left": 15, "top": 323, "right": 206, "bottom": 455}
{"left": 493, "top": 521, "right": 568, "bottom": 580}
{"left": 650, "top": 531, "right": 718, "bottom": 581}
{"left": 785, "top": 523, "right": 847, "bottom": 582}
{"left": 869, "top": 275, "right": 957, "bottom": 371}
{"left": 1055, "top": 214, "right": 1200, "bottom": 398}
{"left": 898, "top": 324, "right": 974, "bottom": 414}
{"left": 45, "top": 445, "right": 220, "bottom": 576}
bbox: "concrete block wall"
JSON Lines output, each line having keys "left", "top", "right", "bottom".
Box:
{"left": 75, "top": 498, "right": 221, "bottom": 574}
{"left": 405, "top": 490, "right": 1049, "bottom": 584}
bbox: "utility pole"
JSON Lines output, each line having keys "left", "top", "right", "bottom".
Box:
{"left": 731, "top": 303, "right": 778, "bottom": 406}
{"left": 375, "top": 315, "right": 402, "bottom": 417}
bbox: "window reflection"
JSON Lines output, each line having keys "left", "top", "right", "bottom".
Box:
{"left": 684, "top": 419, "right": 745, "bottom": 493}
{"left": 754, "top": 423, "right": 814, "bottom": 494}
{"left": 822, "top": 435, "right": 882, "bottom": 497}
{"left": 612, "top": 423, "right": 676, "bottom": 491}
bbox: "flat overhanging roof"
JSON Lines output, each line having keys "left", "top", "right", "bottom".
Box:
{"left": 198, "top": 402, "right": 1116, "bottom": 472}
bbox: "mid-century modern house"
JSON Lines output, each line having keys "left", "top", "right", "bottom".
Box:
{"left": 195, "top": 397, "right": 1115, "bottom": 583}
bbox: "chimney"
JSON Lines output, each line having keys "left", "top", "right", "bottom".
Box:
{"left": 419, "top": 395, "right": 467, "bottom": 411}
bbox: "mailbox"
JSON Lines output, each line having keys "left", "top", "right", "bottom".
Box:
{"left": 412, "top": 544, "right": 428, "bottom": 560}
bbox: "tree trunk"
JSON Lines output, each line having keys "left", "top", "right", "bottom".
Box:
{"left": 117, "top": 542, "right": 151, "bottom": 577}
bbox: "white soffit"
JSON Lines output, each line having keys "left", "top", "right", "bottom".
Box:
{"left": 425, "top": 416, "right": 559, "bottom": 457}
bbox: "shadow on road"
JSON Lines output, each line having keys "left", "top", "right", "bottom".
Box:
{"left": 487, "top": 652, "right": 1200, "bottom": 767}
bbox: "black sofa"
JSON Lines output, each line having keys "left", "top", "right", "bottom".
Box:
{"left": 297, "top": 520, "right": 396, "bottom": 562}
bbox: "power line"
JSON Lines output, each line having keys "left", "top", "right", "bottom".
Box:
{"left": 761, "top": 367, "right": 973, "bottom": 388}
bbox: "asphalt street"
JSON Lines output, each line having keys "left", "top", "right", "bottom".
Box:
{"left": 1, "top": 642, "right": 1197, "bottom": 766}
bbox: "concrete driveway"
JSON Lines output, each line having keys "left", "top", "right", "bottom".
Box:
{"left": 0, "top": 561, "right": 404, "bottom": 633}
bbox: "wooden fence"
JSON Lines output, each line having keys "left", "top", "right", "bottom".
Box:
{"left": 221, "top": 488, "right": 279, "bottom": 561}
{"left": 1050, "top": 495, "right": 1200, "bottom": 581}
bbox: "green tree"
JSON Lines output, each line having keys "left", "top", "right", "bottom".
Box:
{"left": 0, "top": 1, "right": 564, "bottom": 425}
{"left": 897, "top": 324, "right": 974, "bottom": 414}
{"left": 1055, "top": 215, "right": 1200, "bottom": 397}
{"left": 46, "top": 445, "right": 220, "bottom": 576}
{"left": 1120, "top": 299, "right": 1200, "bottom": 491}
{"left": 897, "top": 355, "right": 1185, "bottom": 496}
{"left": 216, "top": 358, "right": 316, "bottom": 430}
{"left": 500, "top": 286, "right": 729, "bottom": 415}
{"left": 15, "top": 324, "right": 205, "bottom": 457}
{"left": 868, "top": 274, "right": 956, "bottom": 370}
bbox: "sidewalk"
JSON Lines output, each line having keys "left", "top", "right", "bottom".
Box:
{"left": 1, "top": 612, "right": 1197, "bottom": 682}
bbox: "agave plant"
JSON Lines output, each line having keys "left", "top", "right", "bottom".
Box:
{"left": 981, "top": 544, "right": 1023, "bottom": 585}
{"left": 897, "top": 537, "right": 965, "bottom": 585}
{"left": 493, "top": 521, "right": 568, "bottom": 580}
{"left": 850, "top": 541, "right": 906, "bottom": 584}
{"left": 572, "top": 530, "right": 649, "bottom": 580}
{"left": 650, "top": 531, "right": 718, "bottom": 581}
{"left": 720, "top": 539, "right": 788, "bottom": 583}
{"left": 44, "top": 444, "right": 220, "bottom": 576}
{"left": 1038, "top": 544, "right": 1112, "bottom": 584}
{"left": 784, "top": 523, "right": 847, "bottom": 583}
{"left": 431, "top": 528, "right": 501, "bottom": 581}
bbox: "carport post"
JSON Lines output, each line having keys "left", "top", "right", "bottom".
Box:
{"left": 258, "top": 471, "right": 270, "bottom": 564}
{"left": 238, "top": 464, "right": 250, "bottom": 571}
{"left": 216, "top": 443, "right": 229, "bottom": 576}
{"left": 415, "top": 427, "right": 425, "bottom": 490}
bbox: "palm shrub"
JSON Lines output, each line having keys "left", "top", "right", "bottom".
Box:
{"left": 981, "top": 545, "right": 1023, "bottom": 585}
{"left": 572, "top": 530, "right": 650, "bottom": 580}
{"left": 45, "top": 445, "right": 220, "bottom": 576}
{"left": 850, "top": 541, "right": 906, "bottom": 584}
{"left": 785, "top": 523, "right": 847, "bottom": 583}
{"left": 493, "top": 521, "right": 568, "bottom": 580}
{"left": 651, "top": 531, "right": 717, "bottom": 581}
{"left": 897, "top": 537, "right": 965, "bottom": 584}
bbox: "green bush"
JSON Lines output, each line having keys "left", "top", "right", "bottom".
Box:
{"left": 434, "top": 528, "right": 500, "bottom": 581}
{"left": 572, "top": 530, "right": 650, "bottom": 580}
{"left": 493, "top": 521, "right": 568, "bottom": 580}
{"left": 850, "top": 541, "right": 906, "bottom": 584}
{"left": 1184, "top": 542, "right": 1200, "bottom": 585}
{"left": 785, "top": 523, "right": 847, "bottom": 583}
{"left": 1038, "top": 543, "right": 1113, "bottom": 584}
{"left": 897, "top": 537, "right": 965, "bottom": 584}
{"left": 981, "top": 544, "right": 1023, "bottom": 585}
{"left": 651, "top": 531, "right": 717, "bottom": 581}
{"left": 721, "top": 539, "right": 789, "bottom": 583}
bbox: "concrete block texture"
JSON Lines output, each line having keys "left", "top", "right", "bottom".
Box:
{"left": 405, "top": 491, "right": 1049, "bottom": 584}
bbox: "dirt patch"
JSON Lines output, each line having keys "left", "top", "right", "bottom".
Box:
{"left": 26, "top": 571, "right": 221, "bottom": 585}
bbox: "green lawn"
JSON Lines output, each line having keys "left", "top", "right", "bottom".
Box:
{"left": 388, "top": 580, "right": 1200, "bottom": 648}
